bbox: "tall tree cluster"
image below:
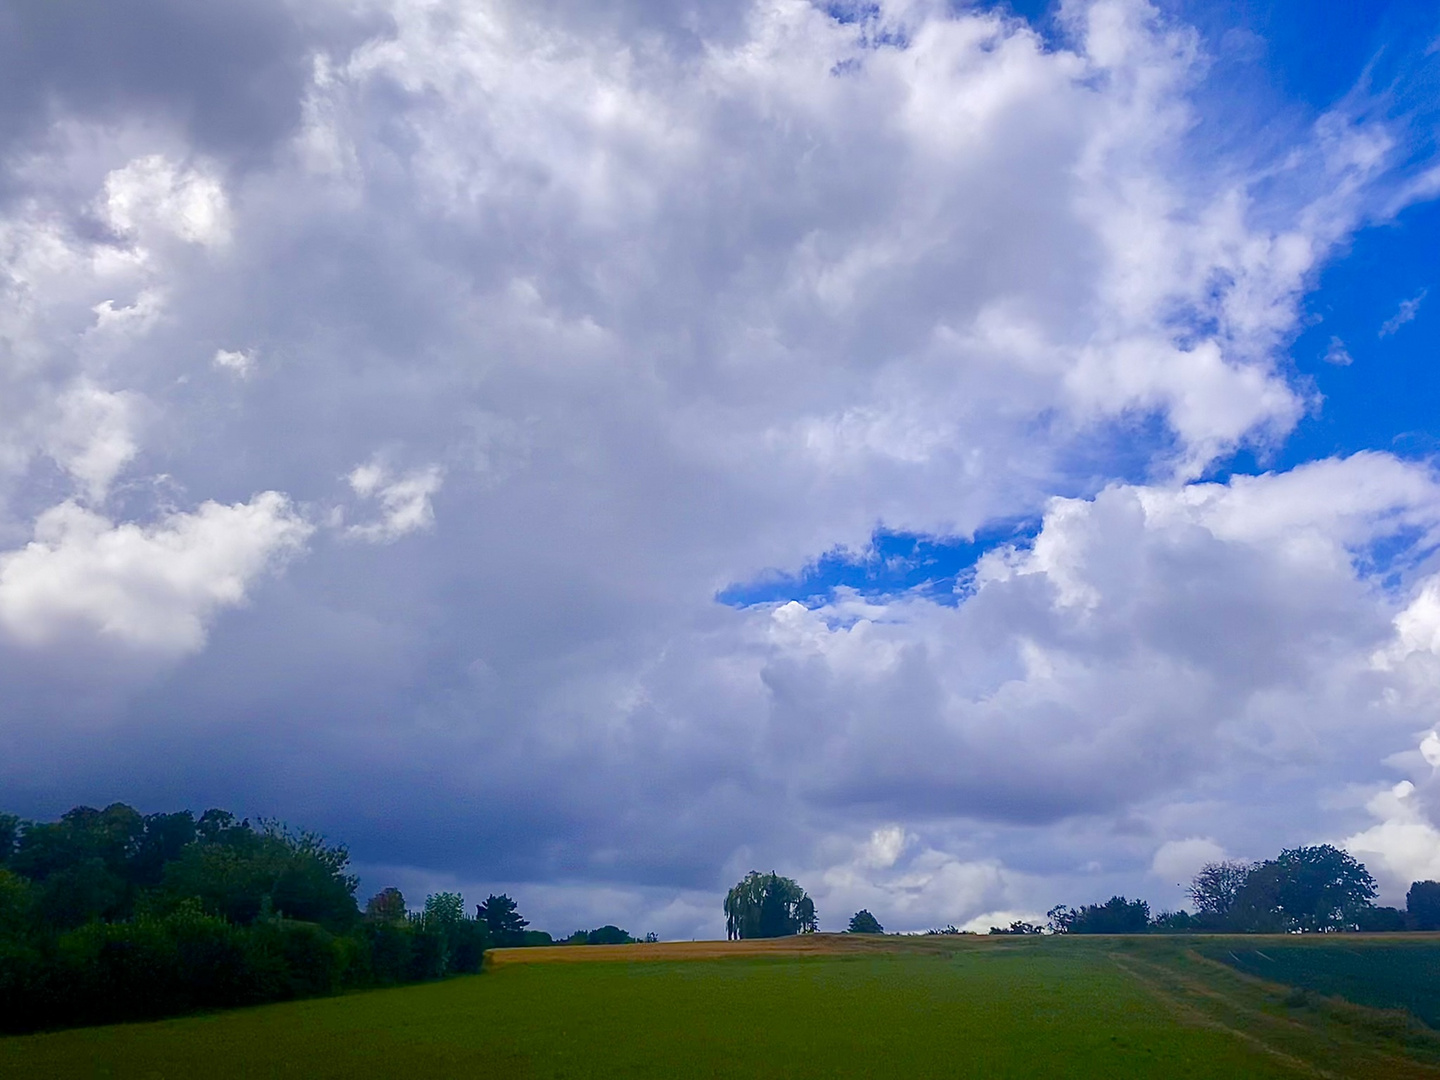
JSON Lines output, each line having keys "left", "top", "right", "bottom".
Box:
{"left": 1047, "top": 845, "right": 1436, "bottom": 935}
{"left": 0, "top": 804, "right": 498, "bottom": 1034}
{"left": 724, "top": 872, "right": 818, "bottom": 939}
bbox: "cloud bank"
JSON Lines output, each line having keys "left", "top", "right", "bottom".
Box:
{"left": 2, "top": 0, "right": 1439, "bottom": 936}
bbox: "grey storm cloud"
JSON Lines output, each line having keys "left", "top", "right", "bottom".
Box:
{"left": 3, "top": 0, "right": 1440, "bottom": 937}
{"left": 0, "top": 0, "right": 383, "bottom": 170}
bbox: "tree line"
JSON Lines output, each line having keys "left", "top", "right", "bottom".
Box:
{"left": 763, "top": 845, "right": 1440, "bottom": 939}
{"left": 1047, "top": 845, "right": 1440, "bottom": 935}
{"left": 0, "top": 804, "right": 640, "bottom": 1034}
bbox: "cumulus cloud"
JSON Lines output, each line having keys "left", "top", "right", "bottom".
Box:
{"left": 346, "top": 462, "right": 444, "bottom": 543}
{"left": 0, "top": 0, "right": 1437, "bottom": 937}
{"left": 100, "top": 154, "right": 231, "bottom": 248}
{"left": 0, "top": 493, "right": 310, "bottom": 657}
{"left": 42, "top": 380, "right": 141, "bottom": 502}
{"left": 213, "top": 348, "right": 254, "bottom": 378}
{"left": 1345, "top": 778, "right": 1440, "bottom": 900}
{"left": 1151, "top": 838, "right": 1226, "bottom": 885}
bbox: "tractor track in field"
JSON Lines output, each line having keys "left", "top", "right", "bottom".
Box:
{"left": 1110, "top": 948, "right": 1440, "bottom": 1080}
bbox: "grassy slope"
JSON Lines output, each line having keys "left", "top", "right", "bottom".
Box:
{"left": 3, "top": 935, "right": 1439, "bottom": 1079}
{"left": 1206, "top": 940, "right": 1440, "bottom": 1027}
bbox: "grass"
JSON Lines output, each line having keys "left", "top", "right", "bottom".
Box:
{"left": 1205, "top": 939, "right": 1440, "bottom": 1027}
{"left": 4, "top": 934, "right": 1440, "bottom": 1078}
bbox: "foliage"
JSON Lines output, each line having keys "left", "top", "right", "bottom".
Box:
{"left": 365, "top": 887, "right": 408, "bottom": 923}
{"left": 1149, "top": 909, "right": 1201, "bottom": 932}
{"left": 1231, "top": 846, "right": 1376, "bottom": 932}
{"left": 989, "top": 920, "right": 1043, "bottom": 935}
{"left": 1047, "top": 897, "right": 1150, "bottom": 934}
{"left": 0, "top": 813, "right": 20, "bottom": 866}
{"left": 1407, "top": 880, "right": 1440, "bottom": 930}
{"left": 1187, "top": 860, "right": 1252, "bottom": 918}
{"left": 724, "top": 871, "right": 817, "bottom": 939}
{"left": 565, "top": 924, "right": 634, "bottom": 945}
{"left": 0, "top": 803, "right": 496, "bottom": 1034}
{"left": 477, "top": 893, "right": 529, "bottom": 946}
{"left": 847, "top": 909, "right": 884, "bottom": 934}
{"left": 1354, "top": 905, "right": 1406, "bottom": 932}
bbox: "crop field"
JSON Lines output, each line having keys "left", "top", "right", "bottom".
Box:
{"left": 5, "top": 934, "right": 1440, "bottom": 1079}
{"left": 1207, "top": 939, "right": 1440, "bottom": 1028}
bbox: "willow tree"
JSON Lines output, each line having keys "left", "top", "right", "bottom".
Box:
{"left": 724, "top": 871, "right": 817, "bottom": 939}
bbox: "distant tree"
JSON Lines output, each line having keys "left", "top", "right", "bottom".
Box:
{"left": 1355, "top": 906, "right": 1406, "bottom": 932}
{"left": 0, "top": 868, "right": 35, "bottom": 939}
{"left": 159, "top": 817, "right": 358, "bottom": 930}
{"left": 420, "top": 891, "right": 487, "bottom": 973}
{"left": 128, "top": 812, "right": 198, "bottom": 888}
{"left": 477, "top": 894, "right": 529, "bottom": 945}
{"left": 366, "top": 887, "right": 408, "bottom": 922}
{"left": 1187, "top": 860, "right": 1252, "bottom": 920}
{"left": 1408, "top": 880, "right": 1440, "bottom": 931}
{"left": 1232, "top": 846, "right": 1376, "bottom": 932}
{"left": 0, "top": 814, "right": 18, "bottom": 867}
{"left": 795, "top": 895, "right": 819, "bottom": 934}
{"left": 10, "top": 804, "right": 146, "bottom": 926}
{"left": 585, "top": 925, "right": 634, "bottom": 945}
{"left": 1150, "top": 909, "right": 1199, "bottom": 932}
{"left": 989, "top": 920, "right": 1043, "bottom": 935}
{"left": 1048, "top": 897, "right": 1150, "bottom": 934}
{"left": 847, "top": 909, "right": 884, "bottom": 934}
{"left": 424, "top": 892, "right": 466, "bottom": 928}
{"left": 724, "top": 872, "right": 817, "bottom": 939}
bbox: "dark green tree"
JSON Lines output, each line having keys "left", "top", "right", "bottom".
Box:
{"left": 724, "top": 872, "right": 816, "bottom": 939}
{"left": 0, "top": 814, "right": 18, "bottom": 867}
{"left": 477, "top": 894, "right": 529, "bottom": 945}
{"left": 159, "top": 818, "right": 358, "bottom": 930}
{"left": 584, "top": 925, "right": 634, "bottom": 944}
{"left": 1232, "top": 846, "right": 1375, "bottom": 932}
{"left": 989, "top": 920, "right": 1043, "bottom": 935}
{"left": 1408, "top": 880, "right": 1440, "bottom": 930}
{"left": 1355, "top": 905, "right": 1405, "bottom": 931}
{"left": 129, "top": 812, "right": 198, "bottom": 888}
{"left": 0, "top": 868, "right": 35, "bottom": 939}
{"left": 365, "top": 887, "right": 408, "bottom": 922}
{"left": 847, "top": 909, "right": 884, "bottom": 934}
{"left": 1048, "top": 896, "right": 1150, "bottom": 934}
{"left": 1187, "top": 860, "right": 1252, "bottom": 921}
{"left": 423, "top": 892, "right": 466, "bottom": 928}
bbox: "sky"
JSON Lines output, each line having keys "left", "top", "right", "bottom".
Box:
{"left": 2, "top": 0, "right": 1440, "bottom": 939}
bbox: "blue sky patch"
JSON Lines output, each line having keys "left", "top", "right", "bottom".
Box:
{"left": 719, "top": 517, "right": 1042, "bottom": 609}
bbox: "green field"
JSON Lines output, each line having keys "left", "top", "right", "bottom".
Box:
{"left": 4, "top": 934, "right": 1440, "bottom": 1079}
{"left": 1209, "top": 940, "right": 1440, "bottom": 1027}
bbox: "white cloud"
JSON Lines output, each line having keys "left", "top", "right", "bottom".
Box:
{"left": 213, "top": 348, "right": 255, "bottom": 378}
{"left": 1323, "top": 335, "right": 1352, "bottom": 365}
{"left": 0, "top": 0, "right": 1438, "bottom": 938}
{"left": 0, "top": 493, "right": 311, "bottom": 657}
{"left": 1379, "top": 288, "right": 1427, "bottom": 337}
{"left": 100, "top": 154, "right": 232, "bottom": 248}
{"left": 1345, "top": 779, "right": 1440, "bottom": 899}
{"left": 42, "top": 379, "right": 141, "bottom": 502}
{"left": 1150, "top": 838, "right": 1225, "bottom": 885}
{"left": 346, "top": 462, "right": 444, "bottom": 543}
